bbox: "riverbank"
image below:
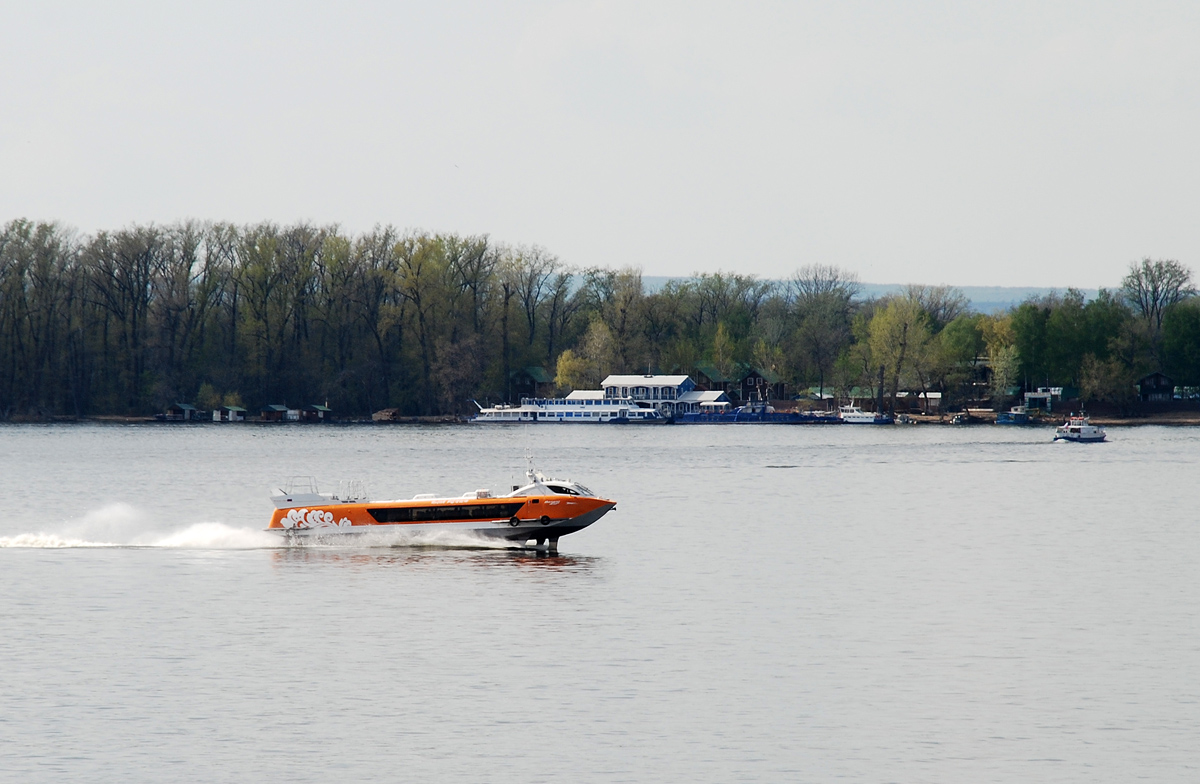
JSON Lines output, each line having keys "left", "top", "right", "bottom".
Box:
{"left": 6, "top": 411, "right": 1200, "bottom": 426}
{"left": 899, "top": 410, "right": 1200, "bottom": 426}
{"left": 1, "top": 414, "right": 467, "bottom": 425}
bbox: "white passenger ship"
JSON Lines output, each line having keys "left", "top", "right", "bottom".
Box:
{"left": 471, "top": 396, "right": 666, "bottom": 423}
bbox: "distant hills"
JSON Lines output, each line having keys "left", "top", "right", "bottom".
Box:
{"left": 641, "top": 277, "right": 1100, "bottom": 314}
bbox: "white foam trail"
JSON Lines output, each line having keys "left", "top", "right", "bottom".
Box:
{"left": 0, "top": 523, "right": 279, "bottom": 549}
{"left": 300, "top": 527, "right": 518, "bottom": 550}
{"left": 145, "top": 522, "right": 280, "bottom": 549}
{"left": 1, "top": 502, "right": 280, "bottom": 549}
{"left": 64, "top": 502, "right": 147, "bottom": 543}
{"left": 2, "top": 502, "right": 530, "bottom": 551}
{"left": 0, "top": 533, "right": 118, "bottom": 548}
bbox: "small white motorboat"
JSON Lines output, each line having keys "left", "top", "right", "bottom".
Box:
{"left": 1053, "top": 413, "right": 1106, "bottom": 442}
{"left": 838, "top": 404, "right": 894, "bottom": 425}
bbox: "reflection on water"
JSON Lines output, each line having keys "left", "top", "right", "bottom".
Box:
{"left": 270, "top": 545, "right": 600, "bottom": 574}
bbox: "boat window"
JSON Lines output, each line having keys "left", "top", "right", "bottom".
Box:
{"left": 546, "top": 485, "right": 579, "bottom": 495}
{"left": 368, "top": 502, "right": 524, "bottom": 523}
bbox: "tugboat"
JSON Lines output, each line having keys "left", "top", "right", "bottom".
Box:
{"left": 267, "top": 470, "right": 615, "bottom": 552}
{"left": 1053, "top": 413, "right": 1106, "bottom": 442}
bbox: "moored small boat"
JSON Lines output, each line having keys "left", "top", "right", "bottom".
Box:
{"left": 267, "top": 471, "right": 615, "bottom": 551}
{"left": 1053, "top": 413, "right": 1106, "bottom": 442}
{"left": 673, "top": 400, "right": 843, "bottom": 424}
{"left": 839, "top": 404, "right": 894, "bottom": 425}
{"left": 996, "top": 405, "right": 1032, "bottom": 425}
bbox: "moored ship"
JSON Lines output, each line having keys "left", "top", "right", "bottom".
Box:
{"left": 673, "top": 400, "right": 842, "bottom": 424}
{"left": 471, "top": 396, "right": 665, "bottom": 423}
{"left": 268, "top": 471, "right": 615, "bottom": 551}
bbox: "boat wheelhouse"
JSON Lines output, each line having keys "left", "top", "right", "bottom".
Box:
{"left": 471, "top": 396, "right": 665, "bottom": 423}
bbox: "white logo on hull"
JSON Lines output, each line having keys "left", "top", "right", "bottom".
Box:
{"left": 283, "top": 508, "right": 353, "bottom": 530}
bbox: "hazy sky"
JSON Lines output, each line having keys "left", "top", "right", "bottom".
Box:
{"left": 3, "top": 1, "right": 1198, "bottom": 287}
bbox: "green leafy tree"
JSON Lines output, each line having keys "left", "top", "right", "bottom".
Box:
{"left": 980, "top": 314, "right": 1019, "bottom": 406}
{"left": 197, "top": 382, "right": 221, "bottom": 411}
{"left": 1079, "top": 354, "right": 1136, "bottom": 412}
{"left": 868, "top": 297, "right": 930, "bottom": 415}
{"left": 554, "top": 348, "right": 593, "bottom": 392}
{"left": 711, "top": 322, "right": 737, "bottom": 381}
{"left": 939, "top": 314, "right": 986, "bottom": 406}
{"left": 1162, "top": 301, "right": 1200, "bottom": 385}
{"left": 1011, "top": 300, "right": 1050, "bottom": 388}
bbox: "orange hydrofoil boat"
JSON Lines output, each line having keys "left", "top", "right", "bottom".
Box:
{"left": 268, "top": 470, "right": 614, "bottom": 551}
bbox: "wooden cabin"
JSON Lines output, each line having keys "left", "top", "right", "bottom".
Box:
{"left": 302, "top": 404, "right": 332, "bottom": 423}
{"left": 213, "top": 405, "right": 247, "bottom": 422}
{"left": 1137, "top": 372, "right": 1175, "bottom": 402}
{"left": 260, "top": 404, "right": 289, "bottom": 422}
{"left": 164, "top": 403, "right": 198, "bottom": 422}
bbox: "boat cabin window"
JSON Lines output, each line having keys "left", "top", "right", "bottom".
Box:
{"left": 547, "top": 484, "right": 579, "bottom": 495}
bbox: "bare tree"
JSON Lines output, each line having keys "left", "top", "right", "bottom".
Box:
{"left": 512, "top": 245, "right": 559, "bottom": 347}
{"left": 583, "top": 267, "right": 646, "bottom": 370}
{"left": 786, "top": 266, "right": 860, "bottom": 399}
{"left": 786, "top": 264, "right": 861, "bottom": 306}
{"left": 904, "top": 284, "right": 969, "bottom": 332}
{"left": 394, "top": 232, "right": 448, "bottom": 413}
{"left": 1122, "top": 258, "right": 1195, "bottom": 333}
{"left": 84, "top": 225, "right": 165, "bottom": 410}
{"left": 543, "top": 269, "right": 583, "bottom": 361}
{"left": 444, "top": 234, "right": 495, "bottom": 336}
{"left": 694, "top": 271, "right": 774, "bottom": 328}
{"left": 797, "top": 295, "right": 852, "bottom": 400}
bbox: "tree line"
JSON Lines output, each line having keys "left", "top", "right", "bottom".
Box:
{"left": 1, "top": 218, "right": 1196, "bottom": 418}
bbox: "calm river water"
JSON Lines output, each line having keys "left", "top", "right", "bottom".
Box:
{"left": 1, "top": 422, "right": 1197, "bottom": 782}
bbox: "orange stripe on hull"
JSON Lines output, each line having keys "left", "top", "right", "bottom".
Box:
{"left": 269, "top": 495, "right": 613, "bottom": 530}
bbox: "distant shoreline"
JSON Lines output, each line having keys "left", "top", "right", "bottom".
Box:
{"left": 4, "top": 412, "right": 1199, "bottom": 427}
{"left": 641, "top": 276, "right": 1100, "bottom": 313}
